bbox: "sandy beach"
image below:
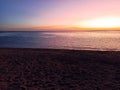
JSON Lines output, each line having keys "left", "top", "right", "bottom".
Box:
{"left": 0, "top": 48, "right": 120, "bottom": 90}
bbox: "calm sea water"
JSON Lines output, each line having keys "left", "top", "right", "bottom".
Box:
{"left": 0, "top": 31, "right": 120, "bottom": 51}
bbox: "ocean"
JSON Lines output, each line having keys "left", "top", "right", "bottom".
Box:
{"left": 0, "top": 31, "right": 120, "bottom": 51}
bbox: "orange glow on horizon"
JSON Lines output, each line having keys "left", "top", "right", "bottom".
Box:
{"left": 1, "top": 16, "right": 120, "bottom": 31}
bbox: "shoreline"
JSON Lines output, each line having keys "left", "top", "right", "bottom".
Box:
{"left": 0, "top": 47, "right": 120, "bottom": 51}
{"left": 0, "top": 48, "right": 120, "bottom": 89}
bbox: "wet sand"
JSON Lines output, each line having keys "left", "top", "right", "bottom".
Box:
{"left": 0, "top": 48, "right": 120, "bottom": 90}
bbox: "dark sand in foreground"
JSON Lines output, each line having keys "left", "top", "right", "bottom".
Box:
{"left": 0, "top": 48, "right": 120, "bottom": 90}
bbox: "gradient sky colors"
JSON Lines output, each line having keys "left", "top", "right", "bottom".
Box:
{"left": 0, "top": 0, "right": 120, "bottom": 30}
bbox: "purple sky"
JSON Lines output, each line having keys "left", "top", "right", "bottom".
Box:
{"left": 0, "top": 0, "right": 120, "bottom": 30}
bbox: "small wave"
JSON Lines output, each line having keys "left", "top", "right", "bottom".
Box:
{"left": 0, "top": 33, "right": 15, "bottom": 37}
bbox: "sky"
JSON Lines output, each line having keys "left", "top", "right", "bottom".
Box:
{"left": 0, "top": 0, "right": 120, "bottom": 31}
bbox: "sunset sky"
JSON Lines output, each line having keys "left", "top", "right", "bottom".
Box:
{"left": 0, "top": 0, "right": 120, "bottom": 30}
